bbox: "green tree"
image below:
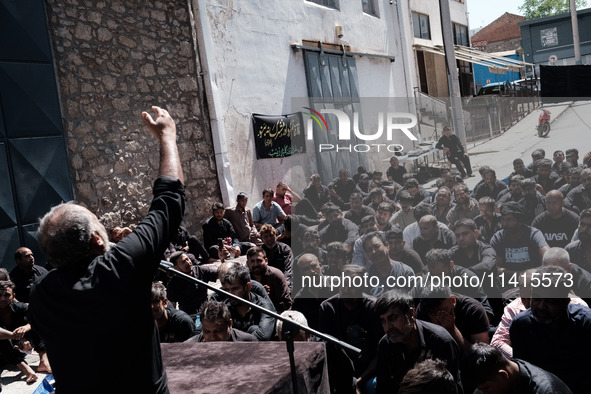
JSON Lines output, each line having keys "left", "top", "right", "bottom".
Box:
{"left": 519, "top": 0, "right": 588, "bottom": 19}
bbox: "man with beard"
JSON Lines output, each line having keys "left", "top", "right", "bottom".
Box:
{"left": 565, "top": 168, "right": 591, "bottom": 214}
{"left": 447, "top": 184, "right": 480, "bottom": 227}
{"left": 430, "top": 186, "right": 455, "bottom": 226}
{"left": 318, "top": 265, "right": 384, "bottom": 393}
{"left": 318, "top": 203, "right": 359, "bottom": 252}
{"left": 473, "top": 197, "right": 502, "bottom": 244}
{"left": 151, "top": 282, "right": 196, "bottom": 343}
{"left": 532, "top": 158, "right": 560, "bottom": 196}
{"left": 391, "top": 191, "right": 416, "bottom": 230}
{"left": 293, "top": 254, "right": 331, "bottom": 330}
{"left": 565, "top": 208, "right": 591, "bottom": 272}
{"left": 558, "top": 166, "right": 582, "bottom": 196}
{"left": 496, "top": 175, "right": 525, "bottom": 207}
{"left": 385, "top": 227, "right": 425, "bottom": 275}
{"left": 260, "top": 223, "right": 293, "bottom": 291}
{"left": 473, "top": 168, "right": 507, "bottom": 201}
{"left": 224, "top": 192, "right": 261, "bottom": 246}
{"left": 352, "top": 215, "right": 379, "bottom": 269}
{"left": 519, "top": 178, "right": 546, "bottom": 224}
{"left": 491, "top": 202, "right": 549, "bottom": 276}
{"left": 375, "top": 202, "right": 396, "bottom": 232}
{"left": 412, "top": 215, "right": 456, "bottom": 262}
{"left": 166, "top": 251, "right": 219, "bottom": 319}
{"left": 202, "top": 202, "right": 242, "bottom": 258}
{"left": 10, "top": 247, "right": 48, "bottom": 304}
{"left": 220, "top": 263, "right": 276, "bottom": 341}
{"left": 510, "top": 265, "right": 591, "bottom": 394}
{"left": 245, "top": 246, "right": 292, "bottom": 313}
{"left": 328, "top": 168, "right": 357, "bottom": 209}
{"left": 375, "top": 290, "right": 461, "bottom": 394}
{"left": 508, "top": 158, "right": 533, "bottom": 179}
{"left": 532, "top": 190, "right": 579, "bottom": 248}
{"left": 344, "top": 192, "right": 375, "bottom": 226}
{"left": 363, "top": 232, "right": 415, "bottom": 297}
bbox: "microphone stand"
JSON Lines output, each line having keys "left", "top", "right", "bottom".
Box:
{"left": 159, "top": 261, "right": 361, "bottom": 393}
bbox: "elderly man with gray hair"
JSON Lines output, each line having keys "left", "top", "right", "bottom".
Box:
{"left": 29, "top": 106, "right": 185, "bottom": 393}
{"left": 542, "top": 247, "right": 591, "bottom": 305}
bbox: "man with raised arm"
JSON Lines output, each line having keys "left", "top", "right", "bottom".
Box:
{"left": 29, "top": 106, "right": 185, "bottom": 394}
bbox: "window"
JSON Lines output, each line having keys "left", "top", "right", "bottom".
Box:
{"left": 362, "top": 0, "right": 378, "bottom": 17}
{"left": 306, "top": 0, "right": 337, "bottom": 9}
{"left": 453, "top": 23, "right": 469, "bottom": 46}
{"left": 412, "top": 13, "right": 431, "bottom": 40}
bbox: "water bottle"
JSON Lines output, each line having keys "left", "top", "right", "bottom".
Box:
{"left": 195, "top": 314, "right": 202, "bottom": 330}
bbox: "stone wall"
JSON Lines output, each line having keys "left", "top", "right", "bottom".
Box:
{"left": 45, "top": 0, "right": 220, "bottom": 237}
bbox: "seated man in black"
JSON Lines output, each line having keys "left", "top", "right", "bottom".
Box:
{"left": 385, "top": 227, "right": 425, "bottom": 275}
{"left": 473, "top": 196, "right": 502, "bottom": 245}
{"left": 318, "top": 202, "right": 359, "bottom": 252}
{"left": 375, "top": 290, "right": 462, "bottom": 394}
{"left": 565, "top": 208, "right": 591, "bottom": 272}
{"left": 419, "top": 248, "right": 495, "bottom": 322}
{"left": 202, "top": 202, "right": 243, "bottom": 259}
{"left": 245, "top": 246, "right": 292, "bottom": 314}
{"left": 260, "top": 223, "right": 294, "bottom": 291}
{"left": 473, "top": 167, "right": 507, "bottom": 201}
{"left": 510, "top": 265, "right": 591, "bottom": 394}
{"left": 412, "top": 215, "right": 456, "bottom": 262}
{"left": 151, "top": 282, "right": 196, "bottom": 343}
{"left": 185, "top": 300, "right": 257, "bottom": 342}
{"left": 436, "top": 125, "right": 473, "bottom": 178}
{"left": 532, "top": 190, "right": 579, "bottom": 248}
{"left": 345, "top": 192, "right": 376, "bottom": 226}
{"left": 166, "top": 251, "right": 219, "bottom": 319}
{"left": 10, "top": 247, "right": 48, "bottom": 304}
{"left": 463, "top": 343, "right": 572, "bottom": 394}
{"left": 318, "top": 265, "right": 384, "bottom": 393}
{"left": 417, "top": 286, "right": 490, "bottom": 352}
{"left": 293, "top": 253, "right": 332, "bottom": 330}
{"left": 219, "top": 263, "right": 276, "bottom": 341}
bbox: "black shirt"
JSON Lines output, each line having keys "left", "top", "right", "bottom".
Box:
{"left": 29, "top": 177, "right": 185, "bottom": 394}
{"left": 531, "top": 209, "right": 579, "bottom": 248}
{"left": 376, "top": 320, "right": 461, "bottom": 394}
{"left": 9, "top": 265, "right": 48, "bottom": 304}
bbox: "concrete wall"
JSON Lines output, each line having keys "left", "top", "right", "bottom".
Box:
{"left": 192, "top": 0, "right": 414, "bottom": 203}
{"left": 45, "top": 0, "right": 220, "bottom": 236}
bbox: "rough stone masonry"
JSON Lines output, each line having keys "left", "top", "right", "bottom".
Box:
{"left": 45, "top": 0, "right": 221, "bottom": 237}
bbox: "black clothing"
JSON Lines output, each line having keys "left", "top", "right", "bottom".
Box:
{"left": 158, "top": 307, "right": 197, "bottom": 343}
{"left": 412, "top": 226, "right": 456, "bottom": 262}
{"left": 513, "top": 359, "right": 573, "bottom": 394}
{"left": 473, "top": 180, "right": 508, "bottom": 201}
{"left": 226, "top": 292, "right": 276, "bottom": 341}
{"left": 565, "top": 240, "right": 591, "bottom": 273}
{"left": 202, "top": 216, "right": 239, "bottom": 254}
{"left": 565, "top": 184, "right": 591, "bottom": 214}
{"left": 344, "top": 205, "right": 376, "bottom": 226}
{"left": 450, "top": 240, "right": 496, "bottom": 277}
{"left": 9, "top": 265, "right": 48, "bottom": 304}
{"left": 531, "top": 209, "right": 579, "bottom": 248}
{"left": 29, "top": 176, "right": 185, "bottom": 394}
{"left": 511, "top": 303, "right": 591, "bottom": 394}
{"left": 302, "top": 184, "right": 331, "bottom": 212}
{"left": 436, "top": 134, "right": 472, "bottom": 177}
{"left": 376, "top": 320, "right": 461, "bottom": 394}
{"left": 166, "top": 264, "right": 218, "bottom": 318}
{"left": 391, "top": 247, "right": 425, "bottom": 275}
{"left": 261, "top": 242, "right": 294, "bottom": 291}
{"left": 386, "top": 165, "right": 407, "bottom": 185}
{"left": 473, "top": 213, "right": 502, "bottom": 245}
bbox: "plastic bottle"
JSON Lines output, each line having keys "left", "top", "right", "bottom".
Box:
{"left": 195, "top": 314, "right": 202, "bottom": 330}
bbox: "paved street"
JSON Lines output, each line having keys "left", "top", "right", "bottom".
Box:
{"left": 461, "top": 99, "right": 591, "bottom": 190}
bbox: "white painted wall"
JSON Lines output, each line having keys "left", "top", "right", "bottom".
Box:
{"left": 193, "top": 0, "right": 416, "bottom": 206}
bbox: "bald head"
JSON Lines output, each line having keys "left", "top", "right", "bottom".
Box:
{"left": 297, "top": 253, "right": 323, "bottom": 277}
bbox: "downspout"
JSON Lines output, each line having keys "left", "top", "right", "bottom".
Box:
{"left": 190, "top": 0, "right": 233, "bottom": 206}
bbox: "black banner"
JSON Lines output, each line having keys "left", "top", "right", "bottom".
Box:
{"left": 252, "top": 113, "right": 306, "bottom": 159}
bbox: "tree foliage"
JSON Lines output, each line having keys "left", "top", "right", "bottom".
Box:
{"left": 519, "top": 0, "right": 588, "bottom": 19}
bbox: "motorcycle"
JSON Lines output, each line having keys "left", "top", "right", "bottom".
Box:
{"left": 537, "top": 109, "right": 551, "bottom": 137}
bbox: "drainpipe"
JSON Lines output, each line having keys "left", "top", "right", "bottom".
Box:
{"left": 190, "top": 0, "right": 233, "bottom": 206}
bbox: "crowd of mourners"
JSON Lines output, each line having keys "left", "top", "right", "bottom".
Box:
{"left": 4, "top": 125, "right": 591, "bottom": 393}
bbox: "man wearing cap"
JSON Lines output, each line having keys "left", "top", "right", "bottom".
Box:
{"left": 490, "top": 202, "right": 549, "bottom": 275}
{"left": 435, "top": 126, "right": 473, "bottom": 178}
{"left": 225, "top": 192, "right": 262, "bottom": 246}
